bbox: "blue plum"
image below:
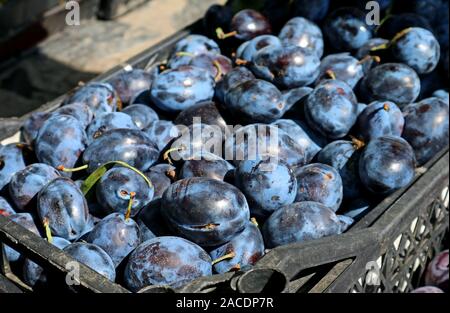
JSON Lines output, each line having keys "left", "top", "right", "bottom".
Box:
{"left": 209, "top": 221, "right": 264, "bottom": 274}
{"left": 144, "top": 164, "right": 176, "bottom": 199}
{"left": 63, "top": 242, "right": 116, "bottom": 281}
{"left": 316, "top": 53, "right": 364, "bottom": 88}
{"left": 142, "top": 120, "right": 180, "bottom": 152}
{"left": 402, "top": 97, "right": 449, "bottom": 166}
{"left": 37, "top": 177, "right": 89, "bottom": 241}
{"left": 174, "top": 101, "right": 228, "bottom": 135}
{"left": 359, "top": 63, "right": 421, "bottom": 108}
{"left": 295, "top": 163, "right": 343, "bottom": 212}
{"left": 215, "top": 66, "right": 255, "bottom": 105}
{"left": 235, "top": 158, "right": 297, "bottom": 216}
{"left": 188, "top": 53, "right": 233, "bottom": 81}
{"left": 162, "top": 177, "right": 250, "bottom": 247}
{"left": 9, "top": 163, "right": 60, "bottom": 211}
{"left": 86, "top": 213, "right": 141, "bottom": 267}
{"left": 304, "top": 79, "right": 358, "bottom": 139}
{"left": 359, "top": 136, "right": 416, "bottom": 195}
{"left": 391, "top": 27, "right": 440, "bottom": 74}
{"left": 279, "top": 17, "right": 324, "bottom": 58}
{"left": 150, "top": 66, "right": 215, "bottom": 114}
{"left": 180, "top": 155, "right": 234, "bottom": 181}
{"left": 96, "top": 166, "right": 154, "bottom": 217}
{"left": 82, "top": 128, "right": 159, "bottom": 173}
{"left": 168, "top": 35, "right": 220, "bottom": 69}
{"left": 0, "top": 196, "right": 15, "bottom": 216}
{"left": 237, "top": 35, "right": 282, "bottom": 62}
{"left": 108, "top": 69, "right": 153, "bottom": 104}
{"left": 224, "top": 79, "right": 285, "bottom": 123}
{"left": 86, "top": 112, "right": 138, "bottom": 144}
{"left": 323, "top": 8, "right": 373, "bottom": 51}
{"left": 356, "top": 101, "right": 404, "bottom": 141}
{"left": 316, "top": 140, "right": 364, "bottom": 200}
{"left": 5, "top": 213, "right": 40, "bottom": 262}
{"left": 124, "top": 236, "right": 212, "bottom": 291}
{"left": 355, "top": 38, "right": 388, "bottom": 74}
{"left": 136, "top": 198, "right": 172, "bottom": 240}
{"left": 52, "top": 103, "right": 94, "bottom": 129}
{"left": 35, "top": 114, "right": 87, "bottom": 176}
{"left": 65, "top": 82, "right": 120, "bottom": 116}
{"left": 121, "top": 104, "right": 159, "bottom": 130}
{"left": 229, "top": 9, "right": 272, "bottom": 41}
{"left": 251, "top": 45, "right": 320, "bottom": 89}
{"left": 20, "top": 112, "right": 51, "bottom": 145}
{"left": 23, "top": 237, "right": 70, "bottom": 287}
{"left": 262, "top": 201, "right": 344, "bottom": 248}
{"left": 0, "top": 144, "right": 26, "bottom": 190}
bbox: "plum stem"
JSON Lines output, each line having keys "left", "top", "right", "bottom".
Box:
{"left": 230, "top": 264, "right": 241, "bottom": 271}
{"left": 212, "top": 251, "right": 236, "bottom": 265}
{"left": 325, "top": 69, "right": 336, "bottom": 80}
{"left": 250, "top": 217, "right": 259, "bottom": 227}
{"left": 43, "top": 217, "right": 53, "bottom": 244}
{"left": 213, "top": 60, "right": 223, "bottom": 81}
{"left": 357, "top": 55, "right": 381, "bottom": 65}
{"left": 350, "top": 135, "right": 365, "bottom": 150}
{"left": 383, "top": 103, "right": 390, "bottom": 111}
{"left": 216, "top": 27, "right": 237, "bottom": 40}
{"left": 371, "top": 27, "right": 412, "bottom": 52}
{"left": 175, "top": 51, "right": 195, "bottom": 58}
{"left": 235, "top": 58, "right": 248, "bottom": 66}
{"left": 125, "top": 192, "right": 136, "bottom": 221}
{"left": 163, "top": 146, "right": 185, "bottom": 165}
{"left": 57, "top": 164, "right": 89, "bottom": 172}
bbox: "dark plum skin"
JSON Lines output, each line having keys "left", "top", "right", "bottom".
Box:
{"left": 5, "top": 213, "right": 40, "bottom": 262}
{"left": 121, "top": 104, "right": 159, "bottom": 130}
{"left": 23, "top": 237, "right": 70, "bottom": 287}
{"left": 0, "top": 144, "right": 27, "bottom": 190}
{"left": 65, "top": 82, "right": 120, "bottom": 116}
{"left": 52, "top": 103, "right": 94, "bottom": 129}
{"left": 0, "top": 196, "right": 16, "bottom": 216}
{"left": 323, "top": 8, "right": 372, "bottom": 51}
{"left": 86, "top": 213, "right": 141, "bottom": 267}
{"left": 295, "top": 163, "right": 343, "bottom": 212}
{"left": 359, "top": 136, "right": 416, "bottom": 195}
{"left": 230, "top": 9, "right": 272, "bottom": 41}
{"left": 20, "top": 112, "right": 51, "bottom": 145}
{"left": 108, "top": 69, "right": 153, "bottom": 104}
{"left": 225, "top": 79, "right": 285, "bottom": 123}
{"left": 359, "top": 63, "right": 421, "bottom": 108}
{"left": 144, "top": 164, "right": 176, "bottom": 199}
{"left": 304, "top": 79, "right": 358, "bottom": 139}
{"left": 281, "top": 86, "right": 313, "bottom": 114}
{"left": 35, "top": 114, "right": 87, "bottom": 176}
{"left": 82, "top": 128, "right": 159, "bottom": 173}
{"left": 150, "top": 66, "right": 215, "bottom": 114}
{"left": 209, "top": 221, "right": 265, "bottom": 274}
{"left": 291, "top": 0, "right": 330, "bottom": 23}
{"left": 425, "top": 250, "right": 448, "bottom": 291}
{"left": 174, "top": 101, "right": 228, "bottom": 135}
{"left": 188, "top": 53, "right": 233, "bottom": 81}
{"left": 237, "top": 35, "right": 282, "bottom": 62}
{"left": 317, "top": 53, "right": 364, "bottom": 88}
{"left": 168, "top": 35, "right": 221, "bottom": 69}
{"left": 251, "top": 45, "right": 320, "bottom": 89}
{"left": 96, "top": 167, "right": 154, "bottom": 217}
{"left": 356, "top": 101, "right": 404, "bottom": 141}
{"left": 124, "top": 236, "right": 212, "bottom": 291}
{"left": 203, "top": 4, "right": 233, "bottom": 39}
{"left": 402, "top": 97, "right": 449, "bottom": 166}
{"left": 162, "top": 177, "right": 250, "bottom": 247}
{"left": 316, "top": 140, "right": 363, "bottom": 200}
{"left": 37, "top": 177, "right": 89, "bottom": 241}
{"left": 262, "top": 201, "right": 344, "bottom": 248}
{"left": 235, "top": 159, "right": 297, "bottom": 216}
{"left": 392, "top": 27, "right": 440, "bottom": 75}
{"left": 278, "top": 17, "right": 324, "bottom": 58}
{"left": 9, "top": 163, "right": 60, "bottom": 211}
{"left": 86, "top": 112, "right": 138, "bottom": 144}
{"left": 215, "top": 66, "right": 254, "bottom": 105}
{"left": 224, "top": 124, "right": 308, "bottom": 171}
{"left": 136, "top": 198, "right": 171, "bottom": 240}
{"left": 180, "top": 157, "right": 234, "bottom": 181}
{"left": 143, "top": 120, "right": 179, "bottom": 152}
{"left": 64, "top": 242, "right": 116, "bottom": 281}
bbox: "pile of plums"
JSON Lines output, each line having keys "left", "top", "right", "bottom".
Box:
{"left": 0, "top": 0, "right": 448, "bottom": 292}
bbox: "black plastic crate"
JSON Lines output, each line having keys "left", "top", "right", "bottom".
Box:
{"left": 0, "top": 20, "right": 449, "bottom": 293}
{"left": 97, "top": 0, "right": 150, "bottom": 20}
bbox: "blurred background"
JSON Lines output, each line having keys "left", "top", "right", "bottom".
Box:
{"left": 0, "top": 0, "right": 225, "bottom": 118}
